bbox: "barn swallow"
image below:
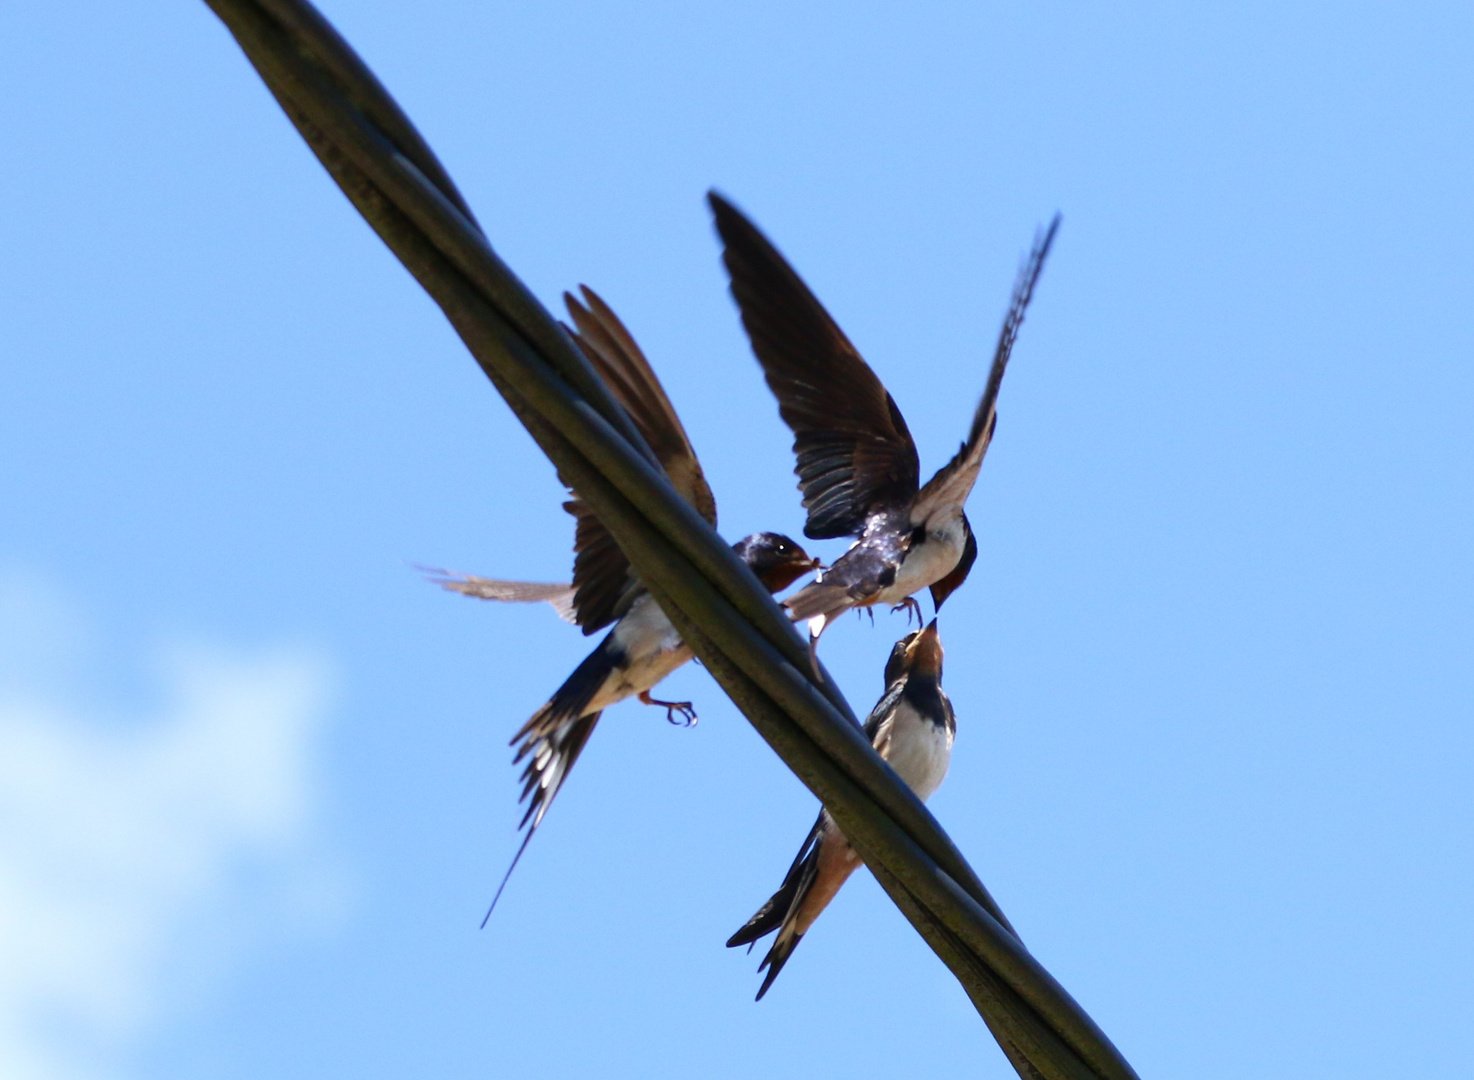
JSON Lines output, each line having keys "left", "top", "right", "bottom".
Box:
{"left": 428, "top": 287, "right": 818, "bottom": 918}
{"left": 709, "top": 193, "right": 1058, "bottom": 666}
{"left": 728, "top": 619, "right": 954, "bottom": 999}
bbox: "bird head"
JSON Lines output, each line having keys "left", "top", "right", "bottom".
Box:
{"left": 885, "top": 618, "right": 944, "bottom": 685}
{"left": 733, "top": 532, "right": 822, "bottom": 593}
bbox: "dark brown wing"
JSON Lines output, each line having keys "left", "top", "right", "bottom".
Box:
{"left": 912, "top": 214, "right": 1060, "bottom": 524}
{"left": 557, "top": 288, "right": 718, "bottom": 633}
{"left": 552, "top": 495, "right": 630, "bottom": 635}
{"left": 564, "top": 287, "right": 717, "bottom": 526}
{"left": 709, "top": 192, "right": 920, "bottom": 540}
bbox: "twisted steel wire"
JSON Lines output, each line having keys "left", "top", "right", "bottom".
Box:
{"left": 200, "top": 3, "right": 1140, "bottom": 1077}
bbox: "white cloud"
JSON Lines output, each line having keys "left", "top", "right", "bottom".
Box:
{"left": 0, "top": 571, "right": 339, "bottom": 1080}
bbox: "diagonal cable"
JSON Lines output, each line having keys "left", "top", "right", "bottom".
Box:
{"left": 198, "top": 3, "right": 1141, "bottom": 1078}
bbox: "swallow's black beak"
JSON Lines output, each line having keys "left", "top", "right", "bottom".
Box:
{"left": 904, "top": 618, "right": 944, "bottom": 679}
{"left": 765, "top": 545, "right": 821, "bottom": 592}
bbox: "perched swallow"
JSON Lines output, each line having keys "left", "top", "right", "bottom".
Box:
{"left": 710, "top": 193, "right": 1058, "bottom": 662}
{"left": 429, "top": 287, "right": 818, "bottom": 917}
{"left": 728, "top": 619, "right": 954, "bottom": 999}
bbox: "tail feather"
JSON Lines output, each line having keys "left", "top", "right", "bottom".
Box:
{"left": 782, "top": 582, "right": 855, "bottom": 623}
{"left": 482, "top": 824, "right": 538, "bottom": 928}
{"left": 482, "top": 710, "right": 601, "bottom": 924}
{"left": 515, "top": 711, "right": 600, "bottom": 830}
{"left": 755, "top": 927, "right": 804, "bottom": 1001}
{"left": 727, "top": 813, "right": 825, "bottom": 948}
{"left": 485, "top": 641, "right": 617, "bottom": 921}
{"left": 731, "top": 811, "right": 866, "bottom": 999}
{"left": 511, "top": 637, "right": 616, "bottom": 748}
{"left": 728, "top": 813, "right": 834, "bottom": 1000}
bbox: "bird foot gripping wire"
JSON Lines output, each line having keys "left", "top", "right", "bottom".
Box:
{"left": 640, "top": 690, "right": 698, "bottom": 726}
{"left": 890, "top": 596, "right": 924, "bottom": 627}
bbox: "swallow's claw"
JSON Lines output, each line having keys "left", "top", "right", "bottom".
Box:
{"left": 890, "top": 596, "right": 923, "bottom": 626}
{"left": 641, "top": 690, "right": 697, "bottom": 727}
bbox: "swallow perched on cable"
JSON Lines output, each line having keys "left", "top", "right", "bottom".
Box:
{"left": 709, "top": 193, "right": 1058, "bottom": 665}
{"left": 728, "top": 619, "right": 954, "bottom": 999}
{"left": 428, "top": 286, "right": 819, "bottom": 918}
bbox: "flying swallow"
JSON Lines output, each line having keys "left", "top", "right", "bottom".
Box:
{"left": 709, "top": 193, "right": 1058, "bottom": 664}
{"left": 728, "top": 619, "right": 955, "bottom": 999}
{"left": 428, "top": 286, "right": 818, "bottom": 917}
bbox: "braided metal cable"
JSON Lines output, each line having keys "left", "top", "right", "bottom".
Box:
{"left": 200, "top": 4, "right": 1140, "bottom": 1077}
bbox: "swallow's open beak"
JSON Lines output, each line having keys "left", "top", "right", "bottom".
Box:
{"left": 904, "top": 618, "right": 944, "bottom": 678}
{"left": 786, "top": 549, "right": 822, "bottom": 579}
{"left": 760, "top": 547, "right": 825, "bottom": 593}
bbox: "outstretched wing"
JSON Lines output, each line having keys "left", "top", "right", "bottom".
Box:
{"left": 710, "top": 192, "right": 920, "bottom": 539}
{"left": 565, "top": 286, "right": 717, "bottom": 526}
{"left": 556, "top": 287, "right": 719, "bottom": 633}
{"left": 421, "top": 568, "right": 578, "bottom": 624}
{"left": 911, "top": 214, "right": 1060, "bottom": 525}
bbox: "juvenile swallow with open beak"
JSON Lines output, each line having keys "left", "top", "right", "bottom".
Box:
{"left": 710, "top": 193, "right": 1058, "bottom": 665}
{"left": 728, "top": 619, "right": 954, "bottom": 999}
{"left": 428, "top": 287, "right": 818, "bottom": 917}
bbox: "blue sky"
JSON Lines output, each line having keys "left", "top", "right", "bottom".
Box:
{"left": 2, "top": 1, "right": 1471, "bottom": 1077}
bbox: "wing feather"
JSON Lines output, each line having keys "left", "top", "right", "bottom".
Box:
{"left": 709, "top": 192, "right": 920, "bottom": 539}
{"left": 912, "top": 214, "right": 1060, "bottom": 524}
{"left": 561, "top": 495, "right": 634, "bottom": 633}
{"left": 421, "top": 569, "right": 578, "bottom": 624}
{"left": 564, "top": 287, "right": 717, "bottom": 526}
{"left": 555, "top": 288, "right": 718, "bottom": 631}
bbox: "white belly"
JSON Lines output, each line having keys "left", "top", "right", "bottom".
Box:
{"left": 875, "top": 515, "right": 965, "bottom": 606}
{"left": 882, "top": 698, "right": 953, "bottom": 802}
{"left": 588, "top": 594, "right": 692, "bottom": 711}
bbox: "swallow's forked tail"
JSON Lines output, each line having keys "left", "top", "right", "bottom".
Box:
{"left": 782, "top": 580, "right": 854, "bottom": 624}
{"left": 781, "top": 583, "right": 853, "bottom": 680}
{"left": 728, "top": 812, "right": 862, "bottom": 999}
{"left": 481, "top": 647, "right": 612, "bottom": 925}
{"left": 481, "top": 708, "right": 601, "bottom": 926}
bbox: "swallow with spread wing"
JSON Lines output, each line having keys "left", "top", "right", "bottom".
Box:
{"left": 728, "top": 620, "right": 954, "bottom": 999}
{"left": 709, "top": 193, "right": 1058, "bottom": 665}
{"left": 427, "top": 287, "right": 818, "bottom": 918}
